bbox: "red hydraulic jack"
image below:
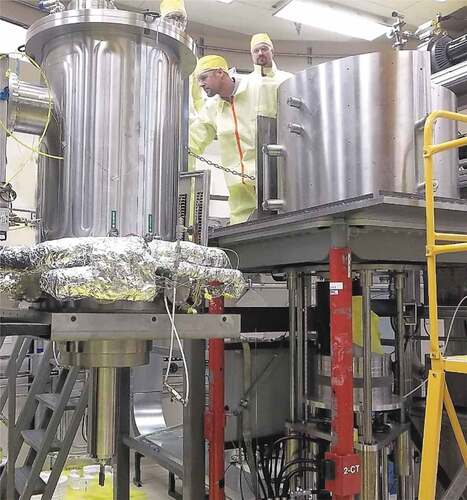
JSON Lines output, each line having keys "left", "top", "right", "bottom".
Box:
{"left": 205, "top": 293, "right": 225, "bottom": 500}
{"left": 324, "top": 247, "right": 361, "bottom": 499}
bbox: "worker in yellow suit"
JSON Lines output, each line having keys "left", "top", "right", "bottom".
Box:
{"left": 160, "top": 0, "right": 187, "bottom": 30}
{"left": 189, "top": 55, "right": 260, "bottom": 224}
{"left": 248, "top": 33, "right": 292, "bottom": 118}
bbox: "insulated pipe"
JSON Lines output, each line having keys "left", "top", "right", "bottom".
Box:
{"left": 7, "top": 73, "right": 52, "bottom": 136}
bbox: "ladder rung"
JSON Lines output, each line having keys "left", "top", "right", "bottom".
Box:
{"left": 36, "top": 393, "right": 78, "bottom": 411}
{"left": 21, "top": 429, "right": 62, "bottom": 453}
{"left": 444, "top": 355, "right": 467, "bottom": 374}
{"left": 15, "top": 465, "right": 46, "bottom": 496}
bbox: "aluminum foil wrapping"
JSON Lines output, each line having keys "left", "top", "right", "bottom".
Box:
{"left": 40, "top": 237, "right": 160, "bottom": 302}
{"left": 0, "top": 236, "right": 247, "bottom": 303}
{"left": 0, "top": 245, "right": 35, "bottom": 270}
{"left": 173, "top": 262, "right": 247, "bottom": 298}
{"left": 149, "top": 240, "right": 231, "bottom": 268}
{"left": 41, "top": 266, "right": 159, "bottom": 302}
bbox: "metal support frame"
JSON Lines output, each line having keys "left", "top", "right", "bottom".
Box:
{"left": 206, "top": 295, "right": 225, "bottom": 500}
{"left": 183, "top": 339, "right": 206, "bottom": 499}
{"left": 114, "top": 368, "right": 131, "bottom": 500}
{"left": 418, "top": 110, "right": 467, "bottom": 500}
{"left": 324, "top": 226, "right": 361, "bottom": 500}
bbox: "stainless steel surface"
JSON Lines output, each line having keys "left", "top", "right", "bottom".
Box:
{"left": 429, "top": 84, "right": 459, "bottom": 197}
{"left": 88, "top": 367, "right": 117, "bottom": 462}
{"left": 25, "top": 8, "right": 196, "bottom": 240}
{"left": 396, "top": 431, "right": 413, "bottom": 498}
{"left": 68, "top": 0, "right": 116, "bottom": 9}
{"left": 381, "top": 446, "right": 389, "bottom": 500}
{"left": 288, "top": 271, "right": 297, "bottom": 422}
{"left": 308, "top": 353, "right": 400, "bottom": 411}
{"left": 209, "top": 193, "right": 467, "bottom": 270}
{"left": 296, "top": 273, "right": 305, "bottom": 421}
{"left": 58, "top": 339, "right": 151, "bottom": 368}
{"left": 182, "top": 339, "right": 206, "bottom": 500}
{"left": 7, "top": 73, "right": 51, "bottom": 136}
{"left": 272, "top": 51, "right": 458, "bottom": 213}
{"left": 50, "top": 312, "right": 241, "bottom": 341}
{"left": 360, "top": 444, "right": 380, "bottom": 500}
{"left": 362, "top": 270, "right": 373, "bottom": 444}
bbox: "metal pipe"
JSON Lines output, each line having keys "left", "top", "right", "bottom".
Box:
{"left": 7, "top": 73, "right": 52, "bottom": 136}
{"left": 360, "top": 445, "right": 380, "bottom": 500}
{"left": 207, "top": 295, "right": 225, "bottom": 500}
{"left": 88, "top": 367, "right": 117, "bottom": 463}
{"left": 395, "top": 272, "right": 406, "bottom": 399}
{"left": 362, "top": 269, "right": 373, "bottom": 445}
{"left": 380, "top": 446, "right": 389, "bottom": 500}
{"left": 288, "top": 271, "right": 297, "bottom": 422}
{"left": 296, "top": 272, "right": 305, "bottom": 421}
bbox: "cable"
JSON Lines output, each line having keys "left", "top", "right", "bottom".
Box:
{"left": 443, "top": 295, "right": 467, "bottom": 355}
{"left": 0, "top": 52, "right": 64, "bottom": 160}
{"left": 403, "top": 378, "right": 428, "bottom": 400}
{"left": 164, "top": 287, "right": 190, "bottom": 405}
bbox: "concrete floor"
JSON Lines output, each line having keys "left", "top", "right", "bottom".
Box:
{"left": 137, "top": 459, "right": 180, "bottom": 499}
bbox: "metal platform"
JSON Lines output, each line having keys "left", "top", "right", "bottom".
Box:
{"left": 209, "top": 192, "right": 467, "bottom": 271}
{"left": 0, "top": 310, "right": 240, "bottom": 341}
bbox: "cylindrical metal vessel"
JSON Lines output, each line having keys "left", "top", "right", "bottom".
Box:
{"left": 25, "top": 7, "right": 196, "bottom": 241}
{"left": 308, "top": 353, "right": 400, "bottom": 411}
{"left": 268, "top": 51, "right": 458, "bottom": 213}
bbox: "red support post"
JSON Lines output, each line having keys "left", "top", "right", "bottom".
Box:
{"left": 324, "top": 247, "right": 361, "bottom": 499}
{"left": 206, "top": 294, "right": 225, "bottom": 500}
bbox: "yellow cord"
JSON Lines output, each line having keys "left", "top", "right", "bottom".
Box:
{"left": 0, "top": 52, "right": 64, "bottom": 161}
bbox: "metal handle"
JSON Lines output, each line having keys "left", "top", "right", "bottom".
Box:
{"left": 262, "top": 144, "right": 285, "bottom": 211}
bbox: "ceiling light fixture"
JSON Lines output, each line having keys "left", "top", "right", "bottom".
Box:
{"left": 216, "top": 0, "right": 234, "bottom": 3}
{"left": 274, "top": 0, "right": 389, "bottom": 41}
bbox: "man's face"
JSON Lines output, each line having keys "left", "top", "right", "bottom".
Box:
{"left": 197, "top": 69, "right": 224, "bottom": 97}
{"left": 252, "top": 43, "right": 273, "bottom": 67}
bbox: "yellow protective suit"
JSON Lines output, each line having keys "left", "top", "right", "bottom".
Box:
{"left": 189, "top": 76, "right": 259, "bottom": 224}
{"left": 247, "top": 62, "right": 293, "bottom": 118}
{"left": 189, "top": 64, "right": 292, "bottom": 224}
{"left": 352, "top": 296, "right": 384, "bottom": 354}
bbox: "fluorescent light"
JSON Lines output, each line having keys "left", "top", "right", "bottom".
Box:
{"left": 274, "top": 0, "right": 389, "bottom": 41}
{"left": 0, "top": 20, "right": 26, "bottom": 54}
{"left": 216, "top": 0, "right": 234, "bottom": 3}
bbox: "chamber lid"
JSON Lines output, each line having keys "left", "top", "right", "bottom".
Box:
{"left": 25, "top": 9, "right": 196, "bottom": 78}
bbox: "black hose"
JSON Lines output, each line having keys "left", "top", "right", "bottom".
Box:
{"left": 276, "top": 458, "right": 317, "bottom": 497}
{"left": 281, "top": 467, "right": 319, "bottom": 498}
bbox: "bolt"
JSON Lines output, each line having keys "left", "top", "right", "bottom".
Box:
{"left": 70, "top": 316, "right": 76, "bottom": 322}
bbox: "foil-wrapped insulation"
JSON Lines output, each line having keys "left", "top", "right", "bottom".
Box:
{"left": 40, "top": 237, "right": 160, "bottom": 302}
{"left": 0, "top": 236, "right": 247, "bottom": 303}
{"left": 0, "top": 245, "right": 36, "bottom": 270}
{"left": 149, "top": 240, "right": 231, "bottom": 269}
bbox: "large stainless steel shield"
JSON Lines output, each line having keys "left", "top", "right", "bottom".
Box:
{"left": 265, "top": 51, "right": 458, "bottom": 213}
{"left": 26, "top": 8, "right": 196, "bottom": 240}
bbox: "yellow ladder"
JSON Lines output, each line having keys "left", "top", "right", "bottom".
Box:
{"left": 419, "top": 110, "right": 467, "bottom": 499}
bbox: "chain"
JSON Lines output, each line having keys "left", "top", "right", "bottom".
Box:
{"left": 187, "top": 148, "right": 256, "bottom": 181}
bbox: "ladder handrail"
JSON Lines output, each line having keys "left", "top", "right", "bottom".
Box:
{"left": 419, "top": 110, "right": 467, "bottom": 500}
{"left": 423, "top": 110, "right": 467, "bottom": 357}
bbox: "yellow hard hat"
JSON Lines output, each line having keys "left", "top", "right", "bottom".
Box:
{"left": 160, "top": 0, "right": 186, "bottom": 17}
{"left": 251, "top": 33, "right": 273, "bottom": 51}
{"left": 195, "top": 55, "right": 229, "bottom": 77}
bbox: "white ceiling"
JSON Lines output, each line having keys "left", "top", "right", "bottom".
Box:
{"left": 10, "top": 0, "right": 467, "bottom": 42}
{"left": 116, "top": 0, "right": 467, "bottom": 42}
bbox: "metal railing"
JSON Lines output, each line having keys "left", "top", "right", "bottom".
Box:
{"left": 418, "top": 110, "right": 467, "bottom": 500}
